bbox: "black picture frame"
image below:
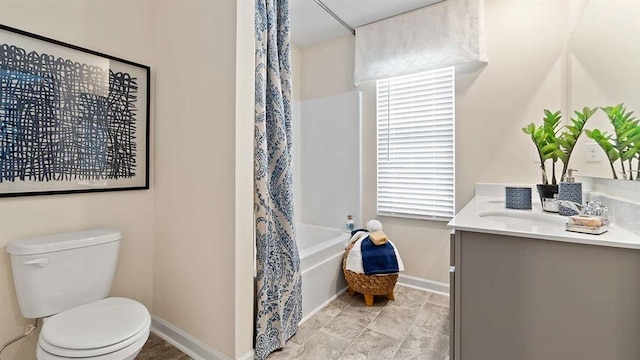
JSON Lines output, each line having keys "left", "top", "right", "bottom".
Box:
{"left": 0, "top": 24, "right": 150, "bottom": 198}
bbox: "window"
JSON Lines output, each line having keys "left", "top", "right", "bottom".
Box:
{"left": 377, "top": 67, "right": 455, "bottom": 220}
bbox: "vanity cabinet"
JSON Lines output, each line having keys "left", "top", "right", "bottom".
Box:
{"left": 451, "top": 230, "right": 640, "bottom": 360}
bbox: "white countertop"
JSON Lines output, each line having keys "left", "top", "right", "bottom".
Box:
{"left": 448, "top": 196, "right": 640, "bottom": 250}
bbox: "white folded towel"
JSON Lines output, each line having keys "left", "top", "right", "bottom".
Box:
{"left": 345, "top": 231, "right": 404, "bottom": 274}
{"left": 345, "top": 231, "right": 368, "bottom": 274}
{"left": 388, "top": 241, "right": 405, "bottom": 272}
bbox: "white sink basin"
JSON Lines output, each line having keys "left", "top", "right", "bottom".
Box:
{"left": 486, "top": 199, "right": 505, "bottom": 204}
{"left": 478, "top": 211, "right": 567, "bottom": 227}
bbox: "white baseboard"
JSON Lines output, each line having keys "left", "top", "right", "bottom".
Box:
{"left": 238, "top": 350, "right": 255, "bottom": 360}
{"left": 299, "top": 286, "right": 348, "bottom": 325}
{"left": 151, "top": 315, "right": 255, "bottom": 360}
{"left": 397, "top": 274, "right": 450, "bottom": 295}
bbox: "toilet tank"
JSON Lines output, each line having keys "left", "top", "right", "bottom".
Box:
{"left": 7, "top": 228, "right": 121, "bottom": 319}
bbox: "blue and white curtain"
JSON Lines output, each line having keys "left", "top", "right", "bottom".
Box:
{"left": 254, "top": 0, "right": 302, "bottom": 359}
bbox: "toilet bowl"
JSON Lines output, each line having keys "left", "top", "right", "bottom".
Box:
{"left": 6, "top": 229, "right": 151, "bottom": 360}
{"left": 36, "top": 298, "right": 150, "bottom": 360}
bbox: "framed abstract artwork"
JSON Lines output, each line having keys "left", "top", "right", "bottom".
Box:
{"left": 0, "top": 24, "right": 150, "bottom": 197}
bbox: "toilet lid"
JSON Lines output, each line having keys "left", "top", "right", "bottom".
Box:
{"left": 39, "top": 317, "right": 150, "bottom": 358}
{"left": 41, "top": 297, "right": 150, "bottom": 351}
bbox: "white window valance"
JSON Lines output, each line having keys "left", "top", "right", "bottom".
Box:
{"left": 354, "top": 0, "right": 487, "bottom": 85}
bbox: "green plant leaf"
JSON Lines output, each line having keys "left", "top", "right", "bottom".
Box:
{"left": 523, "top": 110, "right": 565, "bottom": 184}
{"left": 522, "top": 123, "right": 535, "bottom": 135}
{"left": 586, "top": 129, "right": 620, "bottom": 162}
{"left": 599, "top": 103, "right": 640, "bottom": 176}
{"left": 622, "top": 147, "right": 639, "bottom": 160}
{"left": 558, "top": 107, "right": 596, "bottom": 179}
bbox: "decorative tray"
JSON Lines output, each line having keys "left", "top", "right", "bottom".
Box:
{"left": 565, "top": 223, "right": 609, "bottom": 235}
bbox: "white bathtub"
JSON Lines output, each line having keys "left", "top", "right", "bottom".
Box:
{"left": 297, "top": 223, "right": 350, "bottom": 320}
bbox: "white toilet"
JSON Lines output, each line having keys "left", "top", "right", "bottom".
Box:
{"left": 7, "top": 228, "right": 151, "bottom": 360}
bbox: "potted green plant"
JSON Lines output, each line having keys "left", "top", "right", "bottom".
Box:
{"left": 557, "top": 107, "right": 598, "bottom": 177}
{"left": 586, "top": 103, "right": 640, "bottom": 180}
{"left": 523, "top": 107, "right": 596, "bottom": 206}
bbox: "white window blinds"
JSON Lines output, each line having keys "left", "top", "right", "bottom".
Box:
{"left": 377, "top": 67, "right": 455, "bottom": 221}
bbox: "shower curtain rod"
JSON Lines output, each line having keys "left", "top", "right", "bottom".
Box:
{"left": 313, "top": 0, "right": 356, "bottom": 35}
{"left": 312, "top": 0, "right": 448, "bottom": 36}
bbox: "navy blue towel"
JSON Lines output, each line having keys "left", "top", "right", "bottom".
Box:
{"left": 361, "top": 236, "right": 399, "bottom": 275}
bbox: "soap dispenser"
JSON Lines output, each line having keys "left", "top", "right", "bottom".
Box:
{"left": 345, "top": 215, "right": 355, "bottom": 232}
{"left": 558, "top": 169, "right": 582, "bottom": 216}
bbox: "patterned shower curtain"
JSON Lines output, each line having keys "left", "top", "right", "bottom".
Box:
{"left": 254, "top": 0, "right": 302, "bottom": 359}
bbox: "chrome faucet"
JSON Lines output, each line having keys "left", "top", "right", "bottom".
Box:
{"left": 555, "top": 200, "right": 584, "bottom": 214}
{"left": 583, "top": 201, "right": 609, "bottom": 217}
{"left": 554, "top": 200, "right": 609, "bottom": 217}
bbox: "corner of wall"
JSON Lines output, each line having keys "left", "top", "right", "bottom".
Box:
{"left": 234, "top": 0, "right": 256, "bottom": 358}
{"left": 291, "top": 45, "right": 303, "bottom": 102}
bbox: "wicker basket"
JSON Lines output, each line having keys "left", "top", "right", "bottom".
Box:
{"left": 343, "top": 241, "right": 398, "bottom": 306}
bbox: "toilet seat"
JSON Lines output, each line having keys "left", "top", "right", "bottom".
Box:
{"left": 37, "top": 297, "right": 150, "bottom": 359}
{"left": 39, "top": 317, "right": 150, "bottom": 358}
{"left": 36, "top": 334, "right": 149, "bottom": 360}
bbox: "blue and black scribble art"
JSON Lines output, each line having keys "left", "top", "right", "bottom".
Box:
{"left": 0, "top": 43, "right": 138, "bottom": 183}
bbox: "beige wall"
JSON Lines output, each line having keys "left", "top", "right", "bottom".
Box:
{"left": 298, "top": 0, "right": 580, "bottom": 284}
{"left": 152, "top": 0, "right": 252, "bottom": 358}
{"left": 301, "top": 36, "right": 357, "bottom": 100}
{"left": 568, "top": 0, "right": 640, "bottom": 179}
{"left": 361, "top": 80, "right": 452, "bottom": 283}
{"left": 297, "top": 35, "right": 451, "bottom": 283}
{"left": 291, "top": 46, "right": 303, "bottom": 218}
{"left": 234, "top": 0, "right": 256, "bottom": 357}
{"left": 0, "top": 1, "right": 155, "bottom": 359}
{"left": 455, "top": 0, "right": 578, "bottom": 208}
{"left": 0, "top": 1, "right": 254, "bottom": 359}
{"left": 291, "top": 46, "right": 303, "bottom": 102}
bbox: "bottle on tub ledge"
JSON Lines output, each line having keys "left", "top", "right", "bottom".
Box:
{"left": 345, "top": 215, "right": 355, "bottom": 232}
{"left": 558, "top": 169, "right": 583, "bottom": 216}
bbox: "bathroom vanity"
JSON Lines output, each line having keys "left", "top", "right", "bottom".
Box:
{"left": 448, "top": 191, "right": 640, "bottom": 360}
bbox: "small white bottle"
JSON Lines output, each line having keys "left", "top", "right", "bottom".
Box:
{"left": 345, "top": 215, "right": 355, "bottom": 232}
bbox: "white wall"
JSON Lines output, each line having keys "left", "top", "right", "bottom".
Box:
{"left": 293, "top": 40, "right": 362, "bottom": 230}
{"left": 292, "top": 46, "right": 304, "bottom": 220}
{"left": 297, "top": 92, "right": 362, "bottom": 229}
{"left": 0, "top": 1, "right": 155, "bottom": 358}
{"left": 298, "top": 0, "right": 582, "bottom": 285}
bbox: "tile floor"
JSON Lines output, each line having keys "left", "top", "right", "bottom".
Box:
{"left": 268, "top": 285, "right": 450, "bottom": 360}
{"left": 136, "top": 285, "right": 450, "bottom": 360}
{"left": 137, "top": 333, "right": 190, "bottom": 360}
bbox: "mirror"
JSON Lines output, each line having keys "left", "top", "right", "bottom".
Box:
{"left": 567, "top": 0, "right": 640, "bottom": 180}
